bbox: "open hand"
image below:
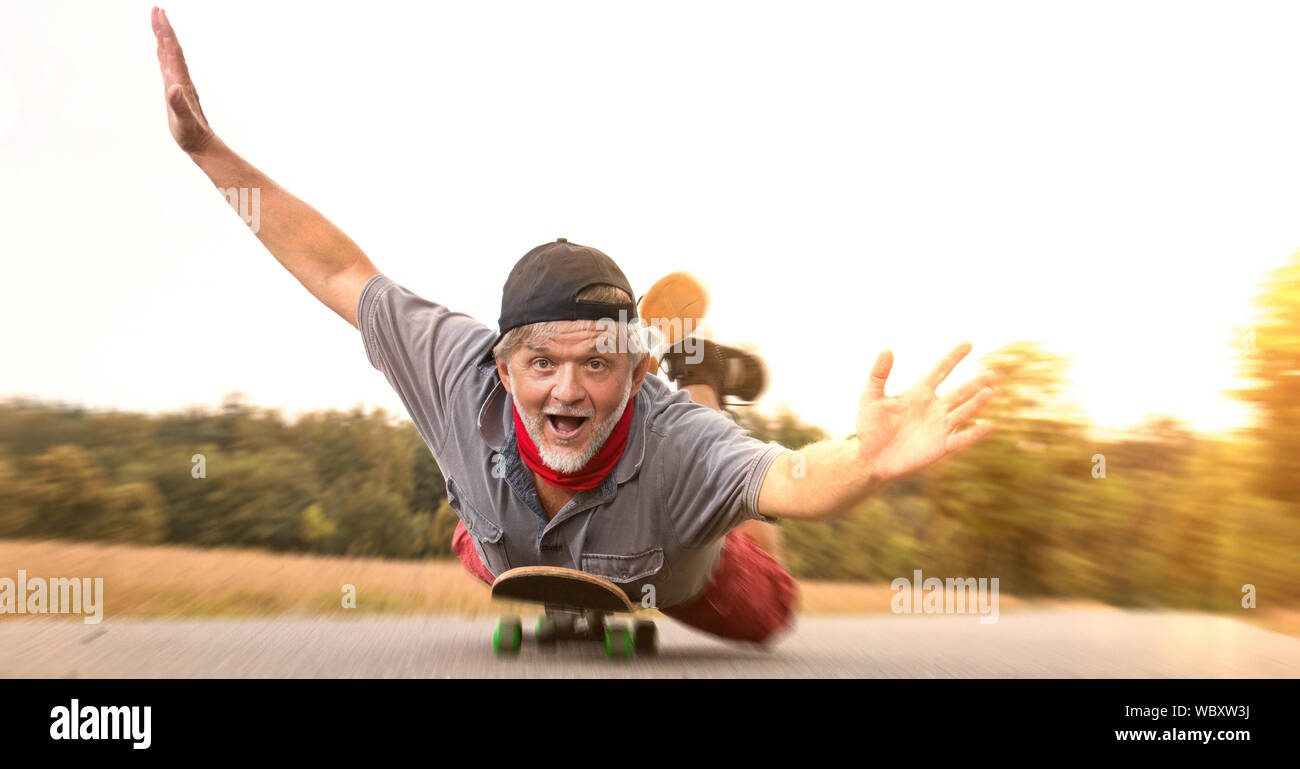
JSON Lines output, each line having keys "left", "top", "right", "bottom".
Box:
{"left": 855, "top": 342, "right": 996, "bottom": 481}
{"left": 151, "top": 7, "right": 215, "bottom": 154}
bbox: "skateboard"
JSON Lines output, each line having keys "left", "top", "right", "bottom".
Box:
{"left": 490, "top": 566, "right": 658, "bottom": 658}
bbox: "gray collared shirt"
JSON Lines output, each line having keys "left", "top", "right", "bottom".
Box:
{"left": 358, "top": 274, "right": 788, "bottom": 607}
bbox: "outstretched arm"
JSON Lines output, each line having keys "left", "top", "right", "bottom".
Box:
{"left": 152, "top": 7, "right": 378, "bottom": 328}
{"left": 757, "top": 342, "right": 996, "bottom": 520}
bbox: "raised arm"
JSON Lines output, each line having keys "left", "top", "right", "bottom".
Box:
{"left": 757, "top": 342, "right": 996, "bottom": 520}
{"left": 151, "top": 7, "right": 378, "bottom": 328}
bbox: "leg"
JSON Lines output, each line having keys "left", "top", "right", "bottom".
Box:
{"left": 660, "top": 528, "right": 798, "bottom": 645}
{"left": 681, "top": 383, "right": 786, "bottom": 568}
{"left": 452, "top": 519, "right": 496, "bottom": 586}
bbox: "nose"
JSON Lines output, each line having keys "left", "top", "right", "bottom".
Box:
{"left": 550, "top": 362, "right": 587, "bottom": 405}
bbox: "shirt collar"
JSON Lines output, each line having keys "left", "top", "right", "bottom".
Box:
{"left": 476, "top": 378, "right": 650, "bottom": 485}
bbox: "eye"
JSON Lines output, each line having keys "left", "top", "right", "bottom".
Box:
{"left": 588, "top": 359, "right": 607, "bottom": 371}
{"left": 532, "top": 358, "right": 552, "bottom": 370}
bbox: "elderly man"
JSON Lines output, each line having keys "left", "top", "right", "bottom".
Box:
{"left": 153, "top": 8, "right": 996, "bottom": 644}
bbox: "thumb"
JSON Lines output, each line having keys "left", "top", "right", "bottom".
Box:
{"left": 166, "top": 83, "right": 197, "bottom": 118}
{"left": 863, "top": 349, "right": 893, "bottom": 399}
{"left": 169, "top": 83, "right": 206, "bottom": 122}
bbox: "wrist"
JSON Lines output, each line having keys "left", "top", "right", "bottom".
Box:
{"left": 186, "top": 132, "right": 226, "bottom": 163}
{"left": 844, "top": 436, "right": 883, "bottom": 486}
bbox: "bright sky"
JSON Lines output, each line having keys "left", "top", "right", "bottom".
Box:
{"left": 2, "top": 0, "right": 1296, "bottom": 437}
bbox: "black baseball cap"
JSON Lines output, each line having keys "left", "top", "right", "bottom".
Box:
{"left": 483, "top": 238, "right": 637, "bottom": 364}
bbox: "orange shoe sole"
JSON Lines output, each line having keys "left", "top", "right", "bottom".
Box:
{"left": 639, "top": 271, "right": 709, "bottom": 371}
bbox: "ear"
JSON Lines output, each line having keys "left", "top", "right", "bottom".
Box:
{"left": 628, "top": 353, "right": 650, "bottom": 397}
{"left": 495, "top": 357, "right": 513, "bottom": 396}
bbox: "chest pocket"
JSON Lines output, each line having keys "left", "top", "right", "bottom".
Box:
{"left": 581, "top": 547, "right": 665, "bottom": 608}
{"left": 447, "top": 477, "right": 511, "bottom": 575}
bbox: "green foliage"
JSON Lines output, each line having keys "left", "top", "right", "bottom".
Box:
{"left": 410, "top": 426, "right": 446, "bottom": 513}
{"left": 19, "top": 444, "right": 116, "bottom": 540}
{"left": 0, "top": 444, "right": 165, "bottom": 543}
{"left": 734, "top": 404, "right": 828, "bottom": 449}
{"left": 426, "top": 500, "right": 461, "bottom": 557}
{"left": 0, "top": 396, "right": 448, "bottom": 559}
{"left": 0, "top": 448, "right": 33, "bottom": 537}
{"left": 299, "top": 502, "right": 336, "bottom": 545}
{"left": 321, "top": 475, "right": 420, "bottom": 557}
{"left": 93, "top": 481, "right": 166, "bottom": 544}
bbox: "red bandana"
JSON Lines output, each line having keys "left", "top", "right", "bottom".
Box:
{"left": 513, "top": 396, "right": 636, "bottom": 491}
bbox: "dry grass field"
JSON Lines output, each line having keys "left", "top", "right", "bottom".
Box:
{"left": 1, "top": 539, "right": 1294, "bottom": 638}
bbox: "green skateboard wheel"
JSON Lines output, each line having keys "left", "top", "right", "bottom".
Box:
{"left": 604, "top": 625, "right": 634, "bottom": 659}
{"left": 493, "top": 615, "right": 522, "bottom": 655}
{"left": 535, "top": 615, "right": 558, "bottom": 648}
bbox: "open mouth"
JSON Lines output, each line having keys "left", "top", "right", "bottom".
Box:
{"left": 546, "top": 414, "right": 589, "bottom": 441}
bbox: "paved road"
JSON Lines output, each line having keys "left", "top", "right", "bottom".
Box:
{"left": 2, "top": 609, "right": 1297, "bottom": 678}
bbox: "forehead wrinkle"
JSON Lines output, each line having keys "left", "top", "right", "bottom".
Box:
{"left": 524, "top": 341, "right": 609, "bottom": 357}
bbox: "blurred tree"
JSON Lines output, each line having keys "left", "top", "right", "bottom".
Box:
{"left": 0, "top": 399, "right": 91, "bottom": 460}
{"left": 1234, "top": 251, "right": 1300, "bottom": 507}
{"left": 290, "top": 407, "right": 415, "bottom": 510}
{"left": 426, "top": 500, "right": 460, "bottom": 558}
{"left": 734, "top": 404, "right": 829, "bottom": 449}
{"left": 920, "top": 342, "right": 1088, "bottom": 595}
{"left": 1107, "top": 416, "right": 1197, "bottom": 476}
{"left": 0, "top": 449, "right": 33, "bottom": 536}
{"left": 156, "top": 406, "right": 221, "bottom": 448}
{"left": 179, "top": 448, "right": 319, "bottom": 551}
{"left": 299, "top": 502, "right": 337, "bottom": 547}
{"left": 323, "top": 475, "right": 420, "bottom": 558}
{"left": 89, "top": 481, "right": 166, "bottom": 543}
{"left": 13, "top": 444, "right": 120, "bottom": 541}
{"left": 82, "top": 411, "right": 159, "bottom": 476}
{"left": 216, "top": 391, "right": 253, "bottom": 453}
{"left": 409, "top": 425, "right": 446, "bottom": 513}
{"left": 232, "top": 407, "right": 291, "bottom": 454}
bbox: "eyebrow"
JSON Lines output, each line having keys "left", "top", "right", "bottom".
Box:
{"left": 524, "top": 342, "right": 608, "bottom": 356}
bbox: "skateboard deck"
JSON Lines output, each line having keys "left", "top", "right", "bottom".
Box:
{"left": 491, "top": 566, "right": 634, "bottom": 612}
{"left": 489, "top": 566, "right": 656, "bottom": 658}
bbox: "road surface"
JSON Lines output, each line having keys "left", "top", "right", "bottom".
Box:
{"left": 2, "top": 608, "right": 1297, "bottom": 678}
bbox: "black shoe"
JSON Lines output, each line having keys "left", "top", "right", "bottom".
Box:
{"left": 658, "top": 322, "right": 768, "bottom": 405}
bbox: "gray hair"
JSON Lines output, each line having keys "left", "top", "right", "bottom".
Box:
{"left": 492, "top": 284, "right": 656, "bottom": 366}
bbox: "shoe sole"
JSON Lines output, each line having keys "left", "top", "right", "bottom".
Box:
{"left": 638, "top": 271, "right": 709, "bottom": 370}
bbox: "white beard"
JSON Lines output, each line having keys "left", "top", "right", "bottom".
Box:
{"left": 518, "top": 375, "right": 634, "bottom": 475}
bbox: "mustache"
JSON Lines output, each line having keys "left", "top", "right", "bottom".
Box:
{"left": 541, "top": 406, "right": 594, "bottom": 418}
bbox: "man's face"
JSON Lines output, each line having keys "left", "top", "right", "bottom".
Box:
{"left": 497, "top": 321, "right": 649, "bottom": 475}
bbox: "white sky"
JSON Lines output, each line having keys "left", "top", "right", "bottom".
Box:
{"left": 2, "top": 0, "right": 1296, "bottom": 437}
